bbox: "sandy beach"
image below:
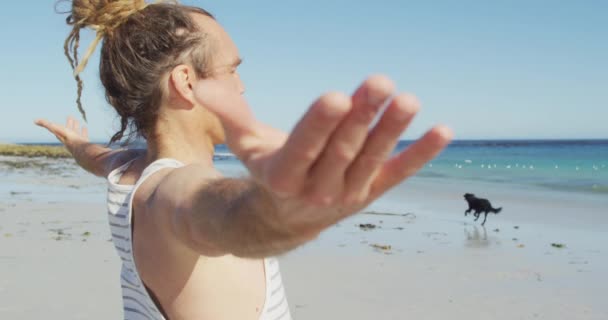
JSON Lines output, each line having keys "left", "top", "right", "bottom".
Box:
{"left": 1, "top": 156, "right": 607, "bottom": 319}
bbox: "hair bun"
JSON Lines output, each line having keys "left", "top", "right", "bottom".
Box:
{"left": 61, "top": 0, "right": 150, "bottom": 121}
{"left": 68, "top": 0, "right": 148, "bottom": 31}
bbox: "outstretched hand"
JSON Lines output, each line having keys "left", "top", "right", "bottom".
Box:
{"left": 34, "top": 116, "right": 131, "bottom": 178}
{"left": 194, "top": 75, "right": 452, "bottom": 232}
{"left": 34, "top": 116, "right": 90, "bottom": 151}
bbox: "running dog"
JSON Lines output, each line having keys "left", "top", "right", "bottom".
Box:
{"left": 463, "top": 193, "right": 502, "bottom": 226}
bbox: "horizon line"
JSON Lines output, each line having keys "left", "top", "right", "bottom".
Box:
{"left": 8, "top": 137, "right": 608, "bottom": 145}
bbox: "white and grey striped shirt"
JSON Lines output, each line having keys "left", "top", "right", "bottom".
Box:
{"left": 107, "top": 158, "right": 292, "bottom": 320}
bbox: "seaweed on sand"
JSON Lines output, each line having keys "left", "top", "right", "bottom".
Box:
{"left": 0, "top": 144, "right": 71, "bottom": 158}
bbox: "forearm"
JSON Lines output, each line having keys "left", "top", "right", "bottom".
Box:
{"left": 218, "top": 179, "right": 318, "bottom": 257}
{"left": 175, "top": 177, "right": 320, "bottom": 258}
{"left": 68, "top": 142, "right": 118, "bottom": 177}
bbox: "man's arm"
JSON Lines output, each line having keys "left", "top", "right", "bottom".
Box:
{"left": 35, "top": 117, "right": 143, "bottom": 177}
{"left": 152, "top": 165, "right": 319, "bottom": 259}
{"left": 153, "top": 75, "right": 452, "bottom": 259}
{"left": 70, "top": 143, "right": 143, "bottom": 177}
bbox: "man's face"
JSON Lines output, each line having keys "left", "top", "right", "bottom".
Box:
{"left": 188, "top": 14, "right": 247, "bottom": 145}
{"left": 193, "top": 14, "right": 245, "bottom": 95}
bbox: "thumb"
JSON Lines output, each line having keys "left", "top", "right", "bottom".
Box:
{"left": 193, "top": 79, "right": 263, "bottom": 155}
{"left": 34, "top": 119, "right": 67, "bottom": 143}
{"left": 34, "top": 119, "right": 62, "bottom": 136}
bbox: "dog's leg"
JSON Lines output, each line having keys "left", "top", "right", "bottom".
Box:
{"left": 473, "top": 211, "right": 480, "bottom": 221}
{"left": 481, "top": 212, "right": 488, "bottom": 226}
{"left": 465, "top": 208, "right": 471, "bottom": 216}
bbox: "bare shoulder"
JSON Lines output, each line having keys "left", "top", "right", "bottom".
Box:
{"left": 108, "top": 148, "right": 146, "bottom": 173}
{"left": 136, "top": 163, "right": 224, "bottom": 253}
{"left": 114, "top": 150, "right": 147, "bottom": 185}
{"left": 146, "top": 163, "right": 223, "bottom": 211}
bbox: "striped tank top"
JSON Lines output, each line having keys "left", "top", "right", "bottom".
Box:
{"left": 107, "top": 158, "right": 292, "bottom": 320}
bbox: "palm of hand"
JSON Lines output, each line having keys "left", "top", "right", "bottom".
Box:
{"left": 34, "top": 116, "right": 90, "bottom": 149}
{"left": 195, "top": 75, "right": 452, "bottom": 231}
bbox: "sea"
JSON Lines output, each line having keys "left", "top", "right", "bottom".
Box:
{"left": 17, "top": 139, "right": 608, "bottom": 196}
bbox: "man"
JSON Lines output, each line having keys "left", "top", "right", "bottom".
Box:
{"left": 37, "top": 2, "right": 452, "bottom": 319}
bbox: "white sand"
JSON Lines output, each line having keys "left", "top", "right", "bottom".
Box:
{"left": 1, "top": 166, "right": 607, "bottom": 319}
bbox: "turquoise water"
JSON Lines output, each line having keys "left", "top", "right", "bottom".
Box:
{"left": 214, "top": 140, "right": 608, "bottom": 195}
{"left": 413, "top": 140, "right": 608, "bottom": 194}
{"left": 21, "top": 140, "right": 608, "bottom": 195}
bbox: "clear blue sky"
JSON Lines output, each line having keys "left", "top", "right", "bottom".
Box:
{"left": 1, "top": 0, "right": 606, "bottom": 143}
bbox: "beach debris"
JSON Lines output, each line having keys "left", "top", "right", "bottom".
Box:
{"left": 493, "top": 228, "right": 500, "bottom": 232}
{"left": 49, "top": 228, "right": 72, "bottom": 240}
{"left": 362, "top": 211, "right": 415, "bottom": 218}
{"left": 514, "top": 226, "right": 520, "bottom": 229}
{"left": 9, "top": 191, "right": 32, "bottom": 196}
{"left": 517, "top": 244, "right": 525, "bottom": 248}
{"left": 512, "top": 238, "right": 518, "bottom": 241}
{"left": 358, "top": 223, "right": 377, "bottom": 230}
{"left": 423, "top": 232, "right": 447, "bottom": 238}
{"left": 551, "top": 243, "right": 566, "bottom": 249}
{"left": 370, "top": 243, "right": 392, "bottom": 251}
{"left": 394, "top": 227, "right": 404, "bottom": 230}
{"left": 82, "top": 231, "right": 91, "bottom": 237}
{"left": 3, "top": 233, "right": 13, "bottom": 238}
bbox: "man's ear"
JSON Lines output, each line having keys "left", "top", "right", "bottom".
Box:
{"left": 169, "top": 65, "right": 198, "bottom": 106}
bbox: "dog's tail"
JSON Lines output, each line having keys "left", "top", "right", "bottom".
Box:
{"left": 492, "top": 207, "right": 502, "bottom": 214}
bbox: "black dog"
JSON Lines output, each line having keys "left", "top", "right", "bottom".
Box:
{"left": 463, "top": 193, "right": 502, "bottom": 226}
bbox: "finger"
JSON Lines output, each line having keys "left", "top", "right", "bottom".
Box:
{"left": 67, "top": 116, "right": 75, "bottom": 131}
{"left": 72, "top": 116, "right": 80, "bottom": 133}
{"left": 265, "top": 92, "right": 351, "bottom": 197}
{"left": 34, "top": 119, "right": 67, "bottom": 142}
{"left": 193, "top": 79, "right": 263, "bottom": 157}
{"left": 304, "top": 76, "right": 395, "bottom": 205}
{"left": 342, "top": 93, "right": 420, "bottom": 205}
{"left": 82, "top": 126, "right": 89, "bottom": 140}
{"left": 370, "top": 125, "right": 453, "bottom": 198}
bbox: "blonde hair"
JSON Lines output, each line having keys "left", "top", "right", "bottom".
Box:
{"left": 63, "top": 0, "right": 162, "bottom": 120}
{"left": 60, "top": 0, "right": 214, "bottom": 144}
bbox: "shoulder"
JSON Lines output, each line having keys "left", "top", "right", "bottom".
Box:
{"left": 136, "top": 163, "right": 223, "bottom": 244}
{"left": 137, "top": 163, "right": 224, "bottom": 233}
{"left": 148, "top": 163, "right": 223, "bottom": 208}
{"left": 108, "top": 148, "right": 146, "bottom": 172}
